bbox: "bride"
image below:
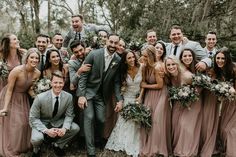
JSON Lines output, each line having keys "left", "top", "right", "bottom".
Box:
{"left": 105, "top": 50, "right": 142, "bottom": 157}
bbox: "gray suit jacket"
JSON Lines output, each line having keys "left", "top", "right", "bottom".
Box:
{"left": 29, "top": 90, "right": 74, "bottom": 132}
{"left": 78, "top": 48, "right": 123, "bottom": 104}
{"left": 68, "top": 59, "right": 83, "bottom": 95}
{"left": 166, "top": 40, "right": 211, "bottom": 67}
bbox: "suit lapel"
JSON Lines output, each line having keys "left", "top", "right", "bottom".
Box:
{"left": 47, "top": 91, "right": 53, "bottom": 117}
{"left": 99, "top": 48, "right": 105, "bottom": 77}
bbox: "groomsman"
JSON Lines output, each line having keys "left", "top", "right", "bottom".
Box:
{"left": 52, "top": 33, "right": 70, "bottom": 63}
{"left": 29, "top": 71, "right": 80, "bottom": 157}
{"left": 204, "top": 31, "right": 218, "bottom": 58}
{"left": 141, "top": 29, "right": 157, "bottom": 50}
{"left": 35, "top": 34, "right": 48, "bottom": 74}
{"left": 165, "top": 25, "right": 211, "bottom": 72}
{"left": 78, "top": 34, "right": 123, "bottom": 157}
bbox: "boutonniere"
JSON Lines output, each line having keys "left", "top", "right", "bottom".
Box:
{"left": 110, "top": 61, "right": 118, "bottom": 69}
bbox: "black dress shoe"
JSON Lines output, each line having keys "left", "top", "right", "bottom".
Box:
{"left": 87, "top": 155, "right": 96, "bottom": 157}
{"left": 53, "top": 146, "right": 66, "bottom": 156}
{"left": 32, "top": 150, "right": 41, "bottom": 157}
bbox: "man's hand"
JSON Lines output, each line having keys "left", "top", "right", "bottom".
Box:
{"left": 56, "top": 128, "right": 67, "bottom": 137}
{"left": 78, "top": 96, "right": 87, "bottom": 109}
{"left": 77, "top": 64, "right": 91, "bottom": 75}
{"left": 195, "top": 61, "right": 207, "bottom": 72}
{"left": 70, "top": 83, "right": 76, "bottom": 91}
{"left": 114, "top": 101, "right": 123, "bottom": 112}
{"left": 45, "top": 128, "right": 58, "bottom": 138}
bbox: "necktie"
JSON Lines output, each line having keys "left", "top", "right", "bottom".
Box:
{"left": 173, "top": 45, "right": 178, "bottom": 56}
{"left": 209, "top": 51, "right": 213, "bottom": 58}
{"left": 74, "top": 32, "right": 81, "bottom": 41}
{"left": 40, "top": 55, "right": 44, "bottom": 77}
{"left": 52, "top": 96, "right": 59, "bottom": 117}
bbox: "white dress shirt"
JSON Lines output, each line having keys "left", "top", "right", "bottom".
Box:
{"left": 104, "top": 48, "right": 115, "bottom": 71}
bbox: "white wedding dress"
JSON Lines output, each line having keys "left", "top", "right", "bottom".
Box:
{"left": 105, "top": 68, "right": 142, "bottom": 157}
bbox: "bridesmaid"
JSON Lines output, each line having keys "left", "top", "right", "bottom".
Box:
{"left": 212, "top": 47, "right": 236, "bottom": 156}
{"left": 140, "top": 44, "right": 171, "bottom": 157}
{"left": 0, "top": 48, "right": 40, "bottom": 156}
{"left": 0, "top": 33, "right": 22, "bottom": 91}
{"left": 43, "top": 49, "right": 70, "bottom": 91}
{"left": 165, "top": 55, "right": 202, "bottom": 157}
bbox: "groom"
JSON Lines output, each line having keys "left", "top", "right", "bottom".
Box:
{"left": 78, "top": 33, "right": 123, "bottom": 157}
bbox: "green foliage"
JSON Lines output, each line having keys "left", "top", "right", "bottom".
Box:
{"left": 17, "top": 31, "right": 35, "bottom": 49}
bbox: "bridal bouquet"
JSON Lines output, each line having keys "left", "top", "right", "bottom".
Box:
{"left": 192, "top": 73, "right": 212, "bottom": 89}
{"left": 121, "top": 102, "right": 152, "bottom": 129}
{"left": 168, "top": 85, "right": 199, "bottom": 109}
{"left": 33, "top": 77, "right": 51, "bottom": 95}
{"left": 0, "top": 61, "right": 9, "bottom": 80}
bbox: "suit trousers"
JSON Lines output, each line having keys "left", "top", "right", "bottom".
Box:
{"left": 83, "top": 94, "right": 106, "bottom": 155}
{"left": 31, "top": 122, "right": 79, "bottom": 151}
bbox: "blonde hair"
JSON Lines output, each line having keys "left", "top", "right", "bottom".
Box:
{"left": 22, "top": 48, "right": 40, "bottom": 64}
{"left": 164, "top": 55, "right": 185, "bottom": 77}
{"left": 142, "top": 45, "right": 157, "bottom": 66}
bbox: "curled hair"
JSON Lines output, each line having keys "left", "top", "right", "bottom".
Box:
{"left": 120, "top": 50, "right": 140, "bottom": 90}
{"left": 44, "top": 49, "right": 63, "bottom": 71}
{"left": 213, "top": 47, "right": 236, "bottom": 82}
{"left": 156, "top": 41, "right": 166, "bottom": 61}
{"left": 0, "top": 33, "right": 22, "bottom": 62}
{"left": 179, "top": 48, "right": 197, "bottom": 73}
{"left": 22, "top": 48, "right": 40, "bottom": 64}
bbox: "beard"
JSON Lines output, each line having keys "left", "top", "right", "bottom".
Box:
{"left": 107, "top": 46, "right": 116, "bottom": 54}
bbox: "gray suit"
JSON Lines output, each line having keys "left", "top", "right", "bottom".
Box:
{"left": 68, "top": 59, "right": 83, "bottom": 95}
{"left": 78, "top": 48, "right": 122, "bottom": 155}
{"left": 29, "top": 90, "right": 79, "bottom": 149}
{"left": 166, "top": 40, "right": 212, "bottom": 67}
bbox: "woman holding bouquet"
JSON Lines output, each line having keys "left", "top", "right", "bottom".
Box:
{"left": 212, "top": 47, "right": 236, "bottom": 156}
{"left": 0, "top": 33, "right": 23, "bottom": 91}
{"left": 43, "top": 49, "right": 70, "bottom": 91}
{"left": 140, "top": 44, "right": 172, "bottom": 157}
{"left": 105, "top": 50, "right": 142, "bottom": 157}
{"left": 0, "top": 48, "right": 40, "bottom": 156}
{"left": 165, "top": 54, "right": 202, "bottom": 157}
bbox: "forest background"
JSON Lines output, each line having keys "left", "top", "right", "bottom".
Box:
{"left": 0, "top": 0, "right": 236, "bottom": 58}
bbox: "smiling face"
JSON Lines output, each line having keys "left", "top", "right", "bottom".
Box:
{"left": 35, "top": 36, "right": 48, "bottom": 53}
{"left": 165, "top": 58, "right": 178, "bottom": 75}
{"left": 126, "top": 52, "right": 135, "bottom": 67}
{"left": 72, "top": 44, "right": 85, "bottom": 59}
{"left": 26, "top": 52, "right": 40, "bottom": 68}
{"left": 155, "top": 43, "right": 164, "bottom": 59}
{"left": 146, "top": 31, "right": 157, "bottom": 46}
{"left": 170, "top": 28, "right": 183, "bottom": 45}
{"left": 181, "top": 50, "right": 193, "bottom": 67}
{"left": 50, "top": 51, "right": 61, "bottom": 66}
{"left": 215, "top": 52, "right": 225, "bottom": 68}
{"left": 106, "top": 35, "right": 119, "bottom": 54}
{"left": 51, "top": 75, "right": 64, "bottom": 95}
{"left": 72, "top": 16, "right": 83, "bottom": 32}
{"left": 9, "top": 34, "right": 20, "bottom": 49}
{"left": 52, "top": 34, "right": 63, "bottom": 49}
{"left": 205, "top": 33, "right": 217, "bottom": 50}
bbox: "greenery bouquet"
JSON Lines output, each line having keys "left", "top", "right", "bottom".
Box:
{"left": 0, "top": 61, "right": 9, "bottom": 80}
{"left": 121, "top": 102, "right": 152, "bottom": 129}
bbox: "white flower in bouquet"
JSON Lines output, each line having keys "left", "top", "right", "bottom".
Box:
{"left": 169, "top": 85, "right": 199, "bottom": 109}
{"left": 33, "top": 78, "right": 51, "bottom": 95}
{"left": 192, "top": 73, "right": 212, "bottom": 89}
